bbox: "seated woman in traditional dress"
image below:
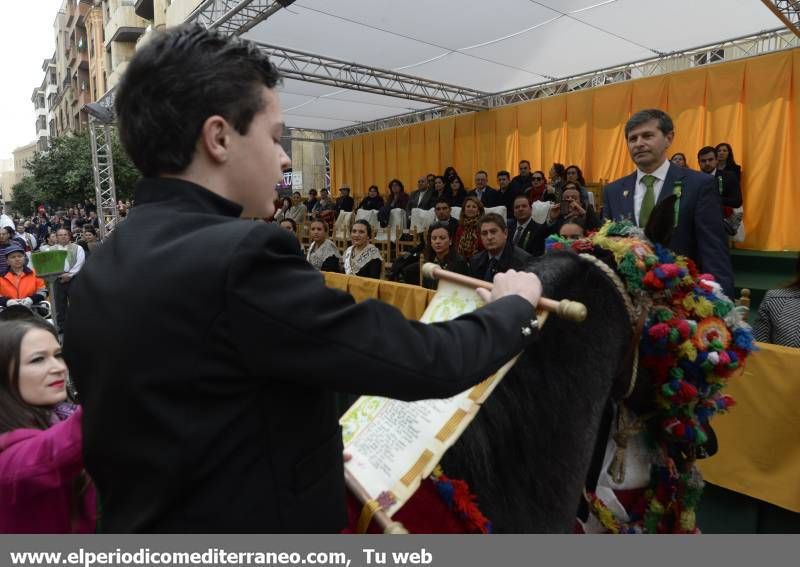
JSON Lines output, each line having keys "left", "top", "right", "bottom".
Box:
{"left": 453, "top": 196, "right": 485, "bottom": 260}
{"left": 343, "top": 220, "right": 383, "bottom": 279}
{"left": 305, "top": 219, "right": 341, "bottom": 273}
{"left": 422, "top": 222, "right": 470, "bottom": 290}
{"left": 0, "top": 317, "right": 96, "bottom": 533}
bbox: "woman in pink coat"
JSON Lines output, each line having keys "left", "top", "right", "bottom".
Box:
{"left": 0, "top": 318, "right": 95, "bottom": 533}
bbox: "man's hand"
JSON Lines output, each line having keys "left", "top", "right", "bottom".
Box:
{"left": 5, "top": 299, "right": 19, "bottom": 307}
{"left": 566, "top": 200, "right": 586, "bottom": 219}
{"left": 476, "top": 269, "right": 542, "bottom": 310}
{"left": 20, "top": 298, "right": 33, "bottom": 307}
{"left": 59, "top": 274, "right": 72, "bottom": 283}
{"left": 548, "top": 203, "right": 561, "bottom": 221}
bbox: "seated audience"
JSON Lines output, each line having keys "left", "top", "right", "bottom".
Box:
{"left": 305, "top": 219, "right": 341, "bottom": 273}
{"left": 559, "top": 219, "right": 586, "bottom": 241}
{"left": 432, "top": 176, "right": 452, "bottom": 205}
{"left": 275, "top": 192, "right": 308, "bottom": 225}
{"left": 358, "top": 185, "right": 384, "bottom": 211}
{"left": 469, "top": 170, "right": 497, "bottom": 207}
{"left": 753, "top": 255, "right": 800, "bottom": 348}
{"left": 496, "top": 169, "right": 523, "bottom": 213}
{"left": 335, "top": 187, "right": 355, "bottom": 215}
{"left": 305, "top": 189, "right": 319, "bottom": 213}
{"left": 442, "top": 166, "right": 460, "bottom": 185}
{"left": 454, "top": 196, "right": 485, "bottom": 260}
{"left": 422, "top": 222, "right": 470, "bottom": 290}
{"left": 449, "top": 177, "right": 467, "bottom": 208}
{"left": 507, "top": 195, "right": 539, "bottom": 255}
{"left": 565, "top": 165, "right": 591, "bottom": 203}
{"left": 0, "top": 317, "right": 95, "bottom": 533}
{"left": 528, "top": 171, "right": 547, "bottom": 202}
{"left": 531, "top": 183, "right": 601, "bottom": 256}
{"left": 378, "top": 179, "right": 409, "bottom": 227}
{"left": 715, "top": 142, "right": 741, "bottom": 181}
{"left": 278, "top": 218, "right": 297, "bottom": 235}
{"left": 509, "top": 160, "right": 534, "bottom": 195}
{"left": 407, "top": 176, "right": 435, "bottom": 212}
{"left": 0, "top": 246, "right": 47, "bottom": 311}
{"left": 343, "top": 220, "right": 383, "bottom": 279}
{"left": 470, "top": 213, "right": 532, "bottom": 283}
{"left": 670, "top": 152, "right": 688, "bottom": 168}
{"left": 312, "top": 189, "right": 336, "bottom": 224}
{"left": 432, "top": 199, "right": 459, "bottom": 236}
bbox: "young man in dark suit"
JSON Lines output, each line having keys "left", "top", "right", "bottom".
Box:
{"left": 63, "top": 24, "right": 542, "bottom": 534}
{"left": 602, "top": 109, "right": 734, "bottom": 297}
{"left": 696, "top": 146, "right": 742, "bottom": 209}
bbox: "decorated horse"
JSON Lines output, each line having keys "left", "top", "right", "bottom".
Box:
{"left": 347, "top": 197, "right": 755, "bottom": 533}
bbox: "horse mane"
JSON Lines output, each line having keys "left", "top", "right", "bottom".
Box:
{"left": 440, "top": 251, "right": 633, "bottom": 533}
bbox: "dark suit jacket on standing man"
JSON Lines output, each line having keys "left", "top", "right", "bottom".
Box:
{"left": 63, "top": 177, "right": 540, "bottom": 533}
{"left": 602, "top": 161, "right": 734, "bottom": 297}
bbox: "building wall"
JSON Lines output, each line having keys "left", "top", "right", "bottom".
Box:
{"left": 51, "top": 3, "right": 71, "bottom": 138}
{"left": 103, "top": 0, "right": 149, "bottom": 90}
{"left": 12, "top": 142, "right": 38, "bottom": 186}
{"left": 165, "top": 0, "right": 202, "bottom": 28}
{"left": 0, "top": 160, "right": 15, "bottom": 205}
{"left": 86, "top": 4, "right": 107, "bottom": 101}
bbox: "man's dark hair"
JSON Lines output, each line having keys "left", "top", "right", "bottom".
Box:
{"left": 697, "top": 146, "right": 717, "bottom": 159}
{"left": 519, "top": 160, "right": 531, "bottom": 167}
{"left": 513, "top": 194, "right": 531, "bottom": 205}
{"left": 308, "top": 189, "right": 318, "bottom": 196}
{"left": 625, "top": 108, "right": 674, "bottom": 137}
{"left": 116, "top": 24, "right": 281, "bottom": 177}
{"left": 475, "top": 170, "right": 488, "bottom": 177}
{"left": 279, "top": 218, "right": 297, "bottom": 232}
{"left": 434, "top": 198, "right": 450, "bottom": 208}
{"left": 497, "top": 170, "right": 511, "bottom": 179}
{"left": 478, "top": 213, "right": 507, "bottom": 232}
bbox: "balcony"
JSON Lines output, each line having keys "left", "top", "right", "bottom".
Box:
{"left": 135, "top": 0, "right": 154, "bottom": 21}
{"left": 108, "top": 26, "right": 147, "bottom": 43}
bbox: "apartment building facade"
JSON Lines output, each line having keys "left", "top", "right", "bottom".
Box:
{"left": 31, "top": 57, "right": 59, "bottom": 152}
{"left": 50, "top": 0, "right": 92, "bottom": 138}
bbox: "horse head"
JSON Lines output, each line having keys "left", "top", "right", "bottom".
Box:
{"left": 441, "top": 251, "right": 634, "bottom": 533}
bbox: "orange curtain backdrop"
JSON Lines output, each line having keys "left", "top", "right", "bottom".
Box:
{"left": 330, "top": 48, "right": 800, "bottom": 251}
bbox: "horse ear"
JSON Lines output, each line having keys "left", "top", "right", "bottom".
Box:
{"left": 644, "top": 194, "right": 677, "bottom": 246}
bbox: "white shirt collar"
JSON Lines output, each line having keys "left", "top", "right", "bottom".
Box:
{"left": 635, "top": 159, "right": 671, "bottom": 186}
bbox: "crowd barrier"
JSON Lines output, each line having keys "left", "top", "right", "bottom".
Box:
{"left": 326, "top": 273, "right": 799, "bottom": 515}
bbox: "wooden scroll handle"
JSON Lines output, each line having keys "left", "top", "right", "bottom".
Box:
{"left": 345, "top": 468, "right": 408, "bottom": 534}
{"left": 422, "top": 262, "right": 588, "bottom": 323}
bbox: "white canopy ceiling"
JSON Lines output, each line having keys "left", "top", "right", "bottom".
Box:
{"left": 241, "top": 0, "right": 784, "bottom": 132}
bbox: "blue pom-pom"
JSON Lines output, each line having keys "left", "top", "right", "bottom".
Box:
{"left": 434, "top": 479, "right": 455, "bottom": 507}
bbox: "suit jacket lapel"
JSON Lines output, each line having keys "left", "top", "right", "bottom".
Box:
{"left": 658, "top": 163, "right": 686, "bottom": 204}
{"left": 620, "top": 173, "right": 637, "bottom": 220}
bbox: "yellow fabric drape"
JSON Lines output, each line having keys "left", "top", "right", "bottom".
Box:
{"left": 330, "top": 48, "right": 800, "bottom": 251}
{"left": 698, "top": 343, "right": 800, "bottom": 513}
{"left": 323, "top": 272, "right": 434, "bottom": 320}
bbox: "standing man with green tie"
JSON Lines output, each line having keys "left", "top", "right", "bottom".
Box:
{"left": 602, "top": 109, "right": 734, "bottom": 297}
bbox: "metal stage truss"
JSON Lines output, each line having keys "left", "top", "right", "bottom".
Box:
{"left": 760, "top": 0, "right": 800, "bottom": 36}
{"left": 187, "top": 0, "right": 296, "bottom": 37}
{"left": 88, "top": 119, "right": 119, "bottom": 239}
{"left": 254, "top": 42, "right": 489, "bottom": 112}
{"left": 326, "top": 28, "right": 799, "bottom": 139}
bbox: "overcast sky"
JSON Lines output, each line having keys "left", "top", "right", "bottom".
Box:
{"left": 0, "top": 0, "right": 64, "bottom": 162}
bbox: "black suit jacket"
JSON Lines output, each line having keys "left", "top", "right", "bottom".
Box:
{"left": 506, "top": 218, "right": 539, "bottom": 255}
{"left": 469, "top": 243, "right": 532, "bottom": 282}
{"left": 63, "top": 178, "right": 539, "bottom": 533}
{"left": 407, "top": 188, "right": 435, "bottom": 213}
{"left": 602, "top": 163, "right": 734, "bottom": 296}
{"left": 712, "top": 169, "right": 742, "bottom": 209}
{"left": 335, "top": 195, "right": 354, "bottom": 213}
{"left": 467, "top": 187, "right": 499, "bottom": 207}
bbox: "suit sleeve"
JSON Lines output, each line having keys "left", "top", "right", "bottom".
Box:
{"left": 693, "top": 177, "right": 735, "bottom": 297}
{"left": 227, "top": 225, "right": 539, "bottom": 401}
{"left": 602, "top": 185, "right": 613, "bottom": 221}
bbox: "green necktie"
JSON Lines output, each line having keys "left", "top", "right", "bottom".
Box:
{"left": 639, "top": 174, "right": 656, "bottom": 228}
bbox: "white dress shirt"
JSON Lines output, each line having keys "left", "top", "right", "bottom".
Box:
{"left": 633, "top": 159, "right": 671, "bottom": 226}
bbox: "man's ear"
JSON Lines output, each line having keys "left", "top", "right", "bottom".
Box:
{"left": 199, "top": 115, "right": 231, "bottom": 165}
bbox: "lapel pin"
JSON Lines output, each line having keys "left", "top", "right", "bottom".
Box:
{"left": 623, "top": 190, "right": 629, "bottom": 198}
